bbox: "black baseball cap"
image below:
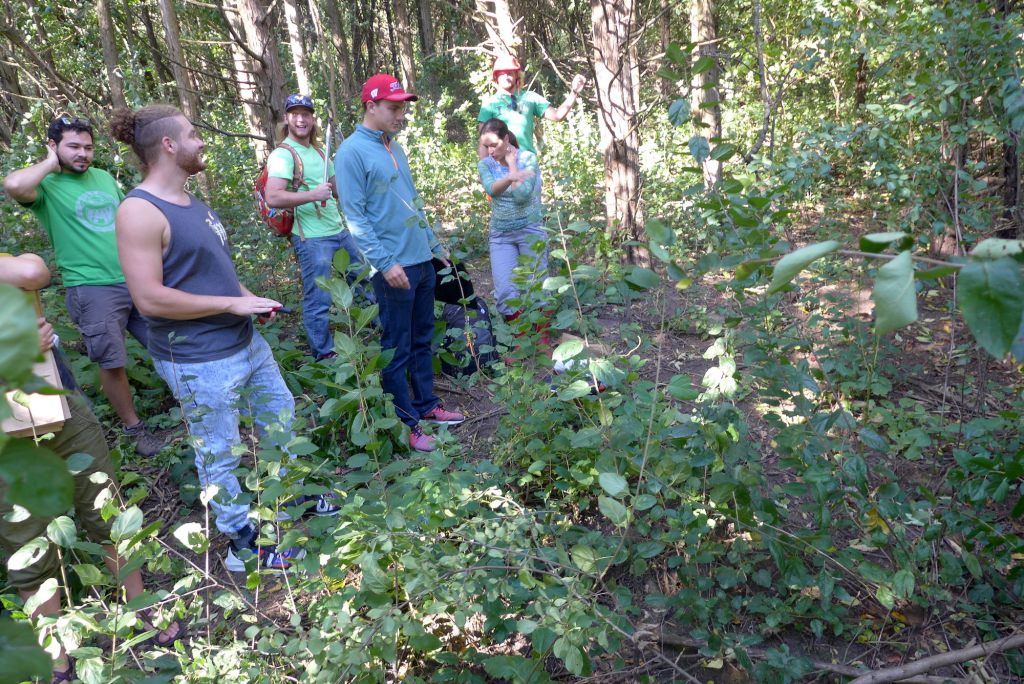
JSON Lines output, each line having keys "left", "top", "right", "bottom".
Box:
{"left": 285, "top": 94, "right": 314, "bottom": 112}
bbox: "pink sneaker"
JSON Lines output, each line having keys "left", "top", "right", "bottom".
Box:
{"left": 422, "top": 405, "right": 465, "bottom": 425}
{"left": 409, "top": 424, "right": 436, "bottom": 452}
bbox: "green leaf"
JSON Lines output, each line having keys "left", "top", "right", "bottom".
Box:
{"left": 72, "top": 563, "right": 108, "bottom": 586}
{"left": 767, "top": 241, "right": 841, "bottom": 294}
{"left": 23, "top": 578, "right": 58, "bottom": 618}
{"left": 598, "top": 495, "right": 628, "bottom": 526}
{"left": 624, "top": 266, "right": 660, "bottom": 290}
{"left": 557, "top": 381, "right": 592, "bottom": 401}
{"left": 709, "top": 143, "right": 736, "bottom": 161}
{"left": 971, "top": 239, "right": 1024, "bottom": 260}
{"left": 872, "top": 251, "right": 918, "bottom": 335}
{"left": 571, "top": 544, "right": 597, "bottom": 572}
{"left": 915, "top": 265, "right": 960, "bottom": 280}
{"left": 645, "top": 218, "right": 673, "bottom": 246}
{"left": 65, "top": 452, "right": 94, "bottom": 475}
{"left": 692, "top": 55, "right": 716, "bottom": 74}
{"left": 483, "top": 654, "right": 536, "bottom": 680}
{"left": 668, "top": 99, "right": 690, "bottom": 126}
{"left": 552, "top": 339, "right": 585, "bottom": 363}
{"left": 0, "top": 618, "right": 52, "bottom": 681}
{"left": 688, "top": 136, "right": 710, "bottom": 164}
{"left": 860, "top": 232, "right": 911, "bottom": 254}
{"left": 110, "top": 506, "right": 143, "bottom": 542}
{"left": 46, "top": 516, "right": 77, "bottom": 547}
{"left": 0, "top": 440, "right": 73, "bottom": 517}
{"left": 655, "top": 67, "right": 683, "bottom": 83}
{"left": 893, "top": 569, "right": 915, "bottom": 599}
{"left": 359, "top": 553, "right": 391, "bottom": 594}
{"left": 957, "top": 258, "right": 1024, "bottom": 358}
{"left": 553, "top": 638, "right": 588, "bottom": 676}
{"left": 172, "top": 522, "right": 209, "bottom": 553}
{"left": 666, "top": 374, "right": 700, "bottom": 401}
{"left": 8, "top": 538, "right": 48, "bottom": 571}
{"left": 0, "top": 285, "right": 39, "bottom": 385}
{"left": 598, "top": 472, "right": 628, "bottom": 497}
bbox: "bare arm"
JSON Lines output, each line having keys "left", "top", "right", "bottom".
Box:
{"left": 116, "top": 197, "right": 280, "bottom": 319}
{"left": 2, "top": 143, "right": 59, "bottom": 204}
{"left": 544, "top": 74, "right": 587, "bottom": 122}
{"left": 264, "top": 176, "right": 333, "bottom": 209}
{"left": 0, "top": 253, "right": 51, "bottom": 290}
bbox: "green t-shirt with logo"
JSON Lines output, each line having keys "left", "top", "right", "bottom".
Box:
{"left": 266, "top": 137, "right": 345, "bottom": 239}
{"left": 478, "top": 90, "right": 551, "bottom": 155}
{"left": 27, "top": 168, "right": 125, "bottom": 287}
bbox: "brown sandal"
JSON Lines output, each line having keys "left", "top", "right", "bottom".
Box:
{"left": 138, "top": 607, "right": 186, "bottom": 647}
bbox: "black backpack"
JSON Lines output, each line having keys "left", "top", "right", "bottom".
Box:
{"left": 438, "top": 298, "right": 499, "bottom": 377}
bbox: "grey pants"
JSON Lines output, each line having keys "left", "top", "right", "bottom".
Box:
{"left": 489, "top": 226, "right": 548, "bottom": 317}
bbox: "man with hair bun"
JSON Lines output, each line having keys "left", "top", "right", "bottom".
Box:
{"left": 2, "top": 115, "right": 166, "bottom": 456}
{"left": 112, "top": 105, "right": 338, "bottom": 573}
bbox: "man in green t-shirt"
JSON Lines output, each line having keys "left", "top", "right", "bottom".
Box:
{"left": 477, "top": 54, "right": 587, "bottom": 157}
{"left": 2, "top": 116, "right": 165, "bottom": 456}
{"left": 264, "top": 93, "right": 372, "bottom": 361}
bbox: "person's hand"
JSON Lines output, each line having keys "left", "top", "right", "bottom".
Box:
{"left": 571, "top": 74, "right": 587, "bottom": 95}
{"left": 44, "top": 142, "right": 60, "bottom": 173}
{"left": 383, "top": 264, "right": 410, "bottom": 289}
{"left": 308, "top": 183, "right": 333, "bottom": 202}
{"left": 226, "top": 296, "right": 281, "bottom": 317}
{"left": 37, "top": 317, "right": 55, "bottom": 353}
{"left": 436, "top": 256, "right": 451, "bottom": 269}
{"left": 505, "top": 146, "right": 519, "bottom": 169}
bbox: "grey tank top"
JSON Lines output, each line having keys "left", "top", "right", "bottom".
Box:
{"left": 126, "top": 188, "right": 253, "bottom": 362}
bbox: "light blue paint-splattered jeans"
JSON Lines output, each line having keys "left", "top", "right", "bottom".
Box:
{"left": 152, "top": 332, "right": 295, "bottom": 537}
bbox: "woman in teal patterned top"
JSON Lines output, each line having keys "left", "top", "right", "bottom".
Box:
{"left": 477, "top": 118, "right": 548, "bottom": 320}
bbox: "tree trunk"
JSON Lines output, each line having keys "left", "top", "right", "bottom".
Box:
{"left": 659, "top": 0, "right": 672, "bottom": 98}
{"left": 393, "top": 0, "right": 417, "bottom": 89}
{"left": 690, "top": 0, "right": 722, "bottom": 188}
{"left": 141, "top": 6, "right": 175, "bottom": 92}
{"left": 475, "top": 0, "right": 519, "bottom": 54}
{"left": 591, "top": 0, "right": 647, "bottom": 266}
{"left": 0, "top": 45, "right": 25, "bottom": 147}
{"left": 417, "top": 0, "right": 435, "bottom": 57}
{"left": 156, "top": 0, "right": 200, "bottom": 121}
{"left": 222, "top": 0, "right": 270, "bottom": 160}
{"left": 323, "top": 0, "right": 357, "bottom": 106}
{"left": 235, "top": 0, "right": 288, "bottom": 151}
{"left": 96, "top": 0, "right": 126, "bottom": 109}
{"left": 282, "top": 0, "right": 312, "bottom": 94}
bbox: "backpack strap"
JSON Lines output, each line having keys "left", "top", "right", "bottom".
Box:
{"left": 277, "top": 142, "right": 306, "bottom": 240}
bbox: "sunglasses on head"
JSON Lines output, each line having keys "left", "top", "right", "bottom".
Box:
{"left": 58, "top": 116, "right": 91, "bottom": 127}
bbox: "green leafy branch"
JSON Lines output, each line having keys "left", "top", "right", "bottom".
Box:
{"left": 752, "top": 234, "right": 1024, "bottom": 358}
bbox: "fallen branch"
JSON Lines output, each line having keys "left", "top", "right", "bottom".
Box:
{"left": 658, "top": 632, "right": 966, "bottom": 684}
{"left": 848, "top": 632, "right": 1024, "bottom": 684}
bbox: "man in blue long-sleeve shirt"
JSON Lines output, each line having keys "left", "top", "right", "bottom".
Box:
{"left": 334, "top": 74, "right": 464, "bottom": 452}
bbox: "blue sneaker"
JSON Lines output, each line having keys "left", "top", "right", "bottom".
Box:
{"left": 225, "top": 523, "right": 305, "bottom": 573}
{"left": 277, "top": 494, "right": 341, "bottom": 520}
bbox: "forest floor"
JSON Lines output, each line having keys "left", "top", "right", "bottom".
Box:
{"left": 100, "top": 251, "right": 1024, "bottom": 682}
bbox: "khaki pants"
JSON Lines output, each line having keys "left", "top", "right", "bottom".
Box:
{"left": 0, "top": 393, "right": 117, "bottom": 591}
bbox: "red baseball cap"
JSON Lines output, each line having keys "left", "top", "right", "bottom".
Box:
{"left": 361, "top": 74, "right": 418, "bottom": 104}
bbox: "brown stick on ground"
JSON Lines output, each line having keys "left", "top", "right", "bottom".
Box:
{"left": 848, "top": 632, "right": 1024, "bottom": 684}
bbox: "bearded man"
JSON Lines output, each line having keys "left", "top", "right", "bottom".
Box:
{"left": 2, "top": 115, "right": 165, "bottom": 456}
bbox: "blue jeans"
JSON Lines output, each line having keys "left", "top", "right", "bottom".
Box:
{"left": 293, "top": 230, "right": 375, "bottom": 359}
{"left": 490, "top": 226, "right": 549, "bottom": 316}
{"left": 152, "top": 333, "right": 295, "bottom": 537}
{"left": 371, "top": 261, "right": 439, "bottom": 427}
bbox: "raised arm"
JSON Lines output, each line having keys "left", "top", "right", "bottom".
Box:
{"left": 116, "top": 197, "right": 279, "bottom": 319}
{"left": 2, "top": 144, "right": 59, "bottom": 204}
{"left": 544, "top": 74, "right": 587, "bottom": 122}
{"left": 0, "top": 253, "right": 51, "bottom": 290}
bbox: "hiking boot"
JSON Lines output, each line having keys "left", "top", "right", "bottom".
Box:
{"left": 409, "top": 424, "right": 436, "bottom": 452}
{"left": 224, "top": 523, "right": 305, "bottom": 573}
{"left": 277, "top": 493, "right": 341, "bottom": 520}
{"left": 125, "top": 421, "right": 166, "bottom": 457}
{"left": 422, "top": 405, "right": 465, "bottom": 425}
